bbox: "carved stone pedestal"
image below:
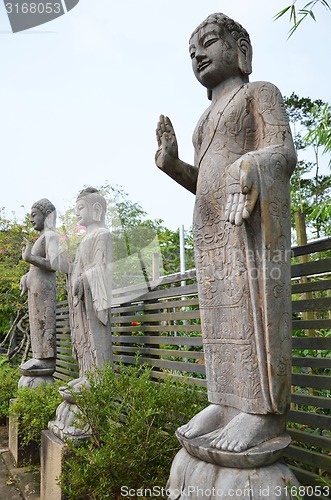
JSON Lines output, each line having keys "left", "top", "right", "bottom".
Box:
{"left": 40, "top": 430, "right": 68, "bottom": 500}
{"left": 18, "top": 364, "right": 55, "bottom": 388}
{"left": 167, "top": 432, "right": 300, "bottom": 499}
{"left": 41, "top": 401, "right": 91, "bottom": 499}
{"left": 48, "top": 400, "right": 91, "bottom": 441}
{"left": 18, "top": 375, "right": 55, "bottom": 388}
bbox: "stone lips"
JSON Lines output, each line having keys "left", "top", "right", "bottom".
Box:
{"left": 176, "top": 430, "right": 292, "bottom": 469}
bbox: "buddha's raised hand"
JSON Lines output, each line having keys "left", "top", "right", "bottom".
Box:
{"left": 155, "top": 115, "right": 179, "bottom": 171}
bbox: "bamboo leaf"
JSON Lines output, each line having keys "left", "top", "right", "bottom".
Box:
{"left": 274, "top": 5, "right": 292, "bottom": 20}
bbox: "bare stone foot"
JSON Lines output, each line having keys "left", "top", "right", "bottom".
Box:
{"left": 177, "top": 404, "right": 223, "bottom": 439}
{"left": 211, "top": 412, "right": 285, "bottom": 453}
{"left": 67, "top": 377, "right": 89, "bottom": 388}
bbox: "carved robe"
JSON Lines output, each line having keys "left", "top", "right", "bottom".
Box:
{"left": 26, "top": 231, "right": 58, "bottom": 359}
{"left": 69, "top": 227, "right": 113, "bottom": 376}
{"left": 193, "top": 82, "right": 296, "bottom": 415}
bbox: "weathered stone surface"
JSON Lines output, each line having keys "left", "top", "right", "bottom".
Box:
{"left": 48, "top": 401, "right": 91, "bottom": 441}
{"left": 156, "top": 12, "right": 296, "bottom": 455}
{"left": 177, "top": 431, "right": 291, "bottom": 469}
{"left": 156, "top": 11, "right": 298, "bottom": 497}
{"left": 49, "top": 188, "right": 113, "bottom": 440}
{"left": 40, "top": 430, "right": 67, "bottom": 500}
{"left": 18, "top": 375, "right": 55, "bottom": 388}
{"left": 66, "top": 187, "right": 113, "bottom": 385}
{"left": 167, "top": 448, "right": 300, "bottom": 500}
{"left": 19, "top": 199, "right": 59, "bottom": 383}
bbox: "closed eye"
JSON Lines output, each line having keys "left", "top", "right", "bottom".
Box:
{"left": 204, "top": 37, "right": 218, "bottom": 48}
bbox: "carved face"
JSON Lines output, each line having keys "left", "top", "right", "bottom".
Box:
{"left": 30, "top": 207, "right": 45, "bottom": 232}
{"left": 76, "top": 198, "right": 94, "bottom": 227}
{"left": 189, "top": 23, "right": 241, "bottom": 89}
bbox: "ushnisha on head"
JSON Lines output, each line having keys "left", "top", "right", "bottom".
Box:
{"left": 189, "top": 13, "right": 253, "bottom": 100}
{"left": 76, "top": 187, "right": 107, "bottom": 227}
{"left": 30, "top": 198, "right": 56, "bottom": 231}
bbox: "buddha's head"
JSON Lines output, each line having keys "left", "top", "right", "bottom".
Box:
{"left": 189, "top": 13, "right": 252, "bottom": 99}
{"left": 30, "top": 198, "right": 56, "bottom": 231}
{"left": 76, "top": 187, "right": 107, "bottom": 227}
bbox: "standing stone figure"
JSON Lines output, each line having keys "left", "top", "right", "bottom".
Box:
{"left": 156, "top": 13, "right": 296, "bottom": 455}
{"left": 50, "top": 188, "right": 113, "bottom": 439}
{"left": 19, "top": 199, "right": 59, "bottom": 385}
{"left": 65, "top": 187, "right": 113, "bottom": 394}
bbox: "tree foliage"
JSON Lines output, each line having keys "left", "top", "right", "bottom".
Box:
{"left": 0, "top": 356, "right": 20, "bottom": 419}
{"left": 0, "top": 209, "right": 31, "bottom": 336}
{"left": 284, "top": 93, "right": 331, "bottom": 240}
{"left": 9, "top": 380, "right": 63, "bottom": 447}
{"left": 60, "top": 361, "right": 207, "bottom": 500}
{"left": 305, "top": 104, "right": 331, "bottom": 162}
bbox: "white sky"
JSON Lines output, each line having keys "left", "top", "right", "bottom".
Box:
{"left": 0, "top": 0, "right": 330, "bottom": 231}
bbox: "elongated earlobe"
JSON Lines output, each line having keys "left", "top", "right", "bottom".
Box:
{"left": 93, "top": 202, "right": 103, "bottom": 222}
{"left": 45, "top": 210, "right": 56, "bottom": 230}
{"left": 238, "top": 38, "right": 252, "bottom": 75}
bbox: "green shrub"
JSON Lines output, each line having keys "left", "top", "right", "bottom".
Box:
{"left": 9, "top": 380, "right": 62, "bottom": 447}
{"left": 0, "top": 356, "right": 19, "bottom": 420}
{"left": 60, "top": 361, "right": 208, "bottom": 500}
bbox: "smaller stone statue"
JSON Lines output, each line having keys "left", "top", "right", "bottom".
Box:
{"left": 19, "top": 198, "right": 60, "bottom": 387}
{"left": 49, "top": 187, "right": 113, "bottom": 439}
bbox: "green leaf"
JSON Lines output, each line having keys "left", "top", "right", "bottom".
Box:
{"left": 273, "top": 5, "right": 292, "bottom": 20}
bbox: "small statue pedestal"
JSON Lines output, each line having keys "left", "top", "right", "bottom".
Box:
{"left": 8, "top": 364, "right": 55, "bottom": 467}
{"left": 18, "top": 364, "right": 55, "bottom": 389}
{"left": 9, "top": 364, "right": 55, "bottom": 467}
{"left": 40, "top": 401, "right": 91, "bottom": 500}
{"left": 18, "top": 375, "right": 55, "bottom": 388}
{"left": 167, "top": 432, "right": 299, "bottom": 499}
{"left": 8, "top": 399, "right": 40, "bottom": 466}
{"left": 40, "top": 430, "right": 68, "bottom": 500}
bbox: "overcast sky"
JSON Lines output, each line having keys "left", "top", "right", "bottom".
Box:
{"left": 0, "top": 0, "right": 330, "bottom": 231}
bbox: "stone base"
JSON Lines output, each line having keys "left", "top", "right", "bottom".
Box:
{"left": 40, "top": 430, "right": 68, "bottom": 500}
{"left": 48, "top": 401, "right": 91, "bottom": 441}
{"left": 167, "top": 448, "right": 300, "bottom": 500}
{"left": 18, "top": 375, "right": 55, "bottom": 388}
{"left": 8, "top": 405, "right": 39, "bottom": 467}
{"left": 177, "top": 430, "right": 292, "bottom": 469}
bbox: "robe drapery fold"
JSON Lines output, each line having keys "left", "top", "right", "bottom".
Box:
{"left": 68, "top": 227, "right": 113, "bottom": 377}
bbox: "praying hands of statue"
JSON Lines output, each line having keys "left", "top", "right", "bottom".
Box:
{"left": 73, "top": 278, "right": 84, "bottom": 307}
{"left": 155, "top": 115, "right": 179, "bottom": 172}
{"left": 225, "top": 158, "right": 260, "bottom": 226}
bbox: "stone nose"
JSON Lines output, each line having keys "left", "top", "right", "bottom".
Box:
{"left": 195, "top": 49, "right": 206, "bottom": 62}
